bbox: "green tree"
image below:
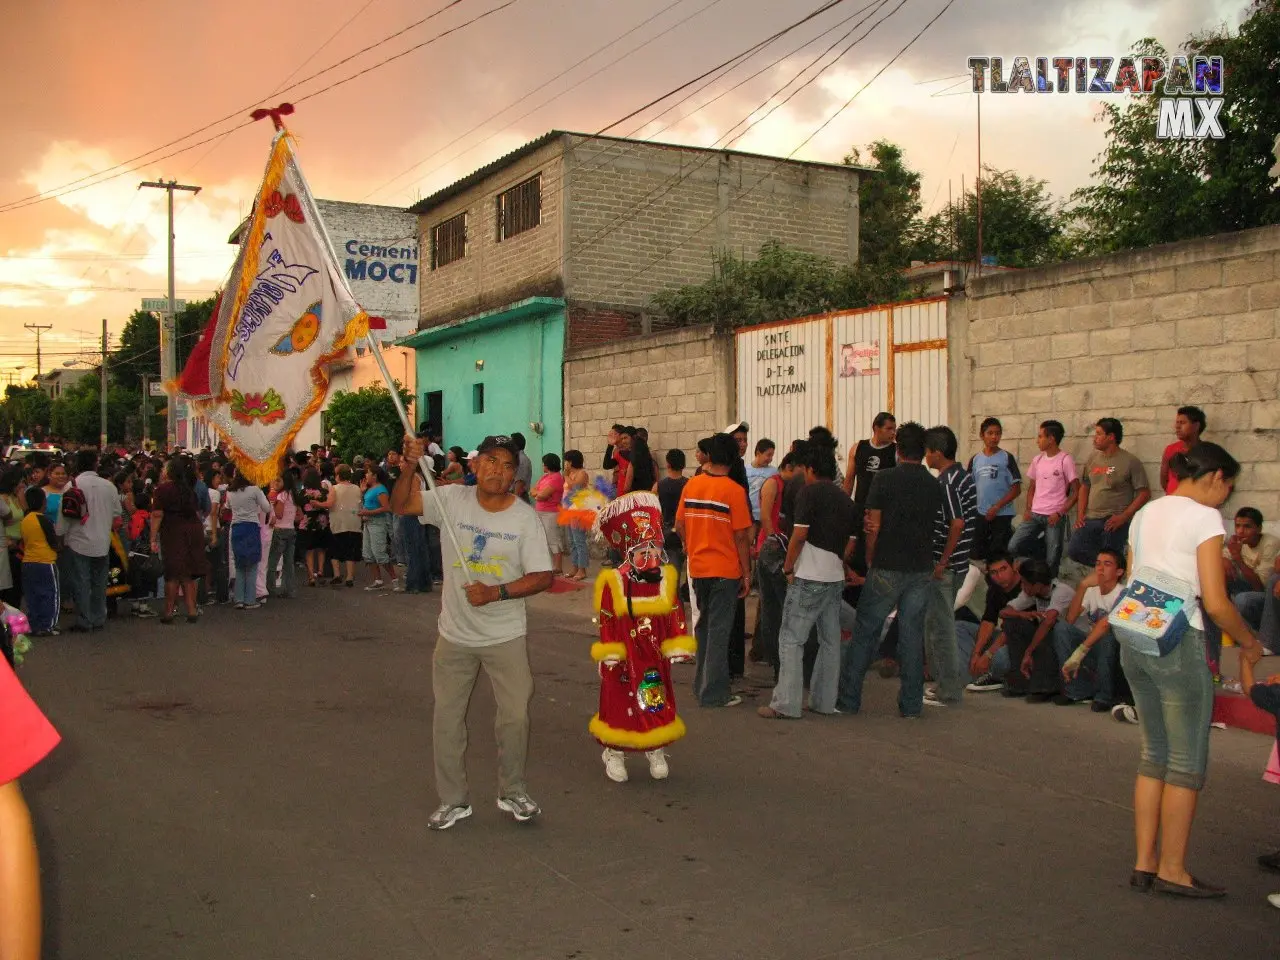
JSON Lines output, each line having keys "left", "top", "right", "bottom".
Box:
{"left": 844, "top": 140, "right": 927, "bottom": 269}
{"left": 49, "top": 374, "right": 139, "bottom": 446}
{"left": 650, "top": 240, "right": 913, "bottom": 328}
{"left": 1073, "top": 6, "right": 1280, "bottom": 252}
{"left": 918, "top": 166, "right": 1070, "bottom": 268}
{"left": 111, "top": 294, "right": 216, "bottom": 391}
{"left": 324, "top": 383, "right": 412, "bottom": 463}
{"left": 0, "top": 386, "right": 53, "bottom": 443}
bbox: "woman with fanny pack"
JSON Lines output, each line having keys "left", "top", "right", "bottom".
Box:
{"left": 224, "top": 471, "right": 271, "bottom": 610}
{"left": 1120, "top": 443, "right": 1263, "bottom": 899}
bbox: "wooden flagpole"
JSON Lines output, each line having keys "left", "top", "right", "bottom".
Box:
{"left": 365, "top": 330, "right": 475, "bottom": 585}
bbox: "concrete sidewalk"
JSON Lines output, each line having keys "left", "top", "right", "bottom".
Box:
{"left": 17, "top": 582, "right": 1280, "bottom": 959}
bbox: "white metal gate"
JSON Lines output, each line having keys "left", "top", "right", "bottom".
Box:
{"left": 735, "top": 297, "right": 948, "bottom": 457}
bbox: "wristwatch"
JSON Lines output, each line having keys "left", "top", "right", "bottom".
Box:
{"left": 498, "top": 583, "right": 510, "bottom": 601}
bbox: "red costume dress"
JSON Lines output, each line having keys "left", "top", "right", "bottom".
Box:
{"left": 589, "top": 494, "right": 695, "bottom": 753}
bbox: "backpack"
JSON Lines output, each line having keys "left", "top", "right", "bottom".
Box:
{"left": 61, "top": 477, "right": 89, "bottom": 525}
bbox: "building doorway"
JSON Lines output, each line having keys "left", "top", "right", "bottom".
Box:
{"left": 422, "top": 390, "right": 443, "bottom": 436}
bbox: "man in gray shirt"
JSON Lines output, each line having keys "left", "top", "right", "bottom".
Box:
{"left": 393, "top": 433, "right": 553, "bottom": 831}
{"left": 510, "top": 431, "right": 533, "bottom": 502}
{"left": 59, "top": 449, "right": 123, "bottom": 632}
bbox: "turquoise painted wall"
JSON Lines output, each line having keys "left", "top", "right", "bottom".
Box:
{"left": 413, "top": 306, "right": 564, "bottom": 465}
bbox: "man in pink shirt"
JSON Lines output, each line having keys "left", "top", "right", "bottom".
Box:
{"left": 1158, "top": 405, "right": 1205, "bottom": 495}
{"left": 1007, "top": 419, "right": 1079, "bottom": 574}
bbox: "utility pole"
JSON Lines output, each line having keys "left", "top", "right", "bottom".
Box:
{"left": 139, "top": 178, "right": 200, "bottom": 451}
{"left": 100, "top": 318, "right": 108, "bottom": 450}
{"left": 24, "top": 323, "right": 52, "bottom": 379}
{"left": 141, "top": 374, "right": 151, "bottom": 447}
{"left": 975, "top": 89, "right": 983, "bottom": 280}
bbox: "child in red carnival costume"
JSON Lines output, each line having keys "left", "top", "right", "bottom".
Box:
{"left": 590, "top": 492, "right": 696, "bottom": 782}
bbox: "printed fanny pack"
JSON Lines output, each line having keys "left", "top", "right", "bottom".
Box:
{"left": 1108, "top": 565, "right": 1197, "bottom": 657}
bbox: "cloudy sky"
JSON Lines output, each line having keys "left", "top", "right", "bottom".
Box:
{"left": 0, "top": 0, "right": 1248, "bottom": 381}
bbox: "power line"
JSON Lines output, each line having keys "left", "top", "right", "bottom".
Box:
{"left": 564, "top": 0, "right": 898, "bottom": 265}
{"left": 362, "top": 0, "right": 721, "bottom": 203}
{"left": 612, "top": 0, "right": 960, "bottom": 291}
{"left": 0, "top": 0, "right": 509, "bottom": 216}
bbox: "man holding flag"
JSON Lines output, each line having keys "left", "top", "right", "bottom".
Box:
{"left": 393, "top": 433, "right": 553, "bottom": 830}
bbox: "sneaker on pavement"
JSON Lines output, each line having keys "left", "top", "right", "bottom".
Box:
{"left": 924, "top": 688, "right": 946, "bottom": 706}
{"left": 1257, "top": 850, "right": 1280, "bottom": 873}
{"left": 243, "top": 601, "right": 262, "bottom": 610}
{"left": 365, "top": 580, "right": 385, "bottom": 591}
{"left": 1052, "top": 694, "right": 1083, "bottom": 706}
{"left": 646, "top": 749, "right": 669, "bottom": 780}
{"left": 1268, "top": 893, "right": 1280, "bottom": 910}
{"left": 497, "top": 792, "right": 541, "bottom": 823}
{"left": 1091, "top": 699, "right": 1114, "bottom": 713}
{"left": 602, "top": 749, "right": 628, "bottom": 783}
{"left": 427, "top": 803, "right": 473, "bottom": 831}
{"left": 133, "top": 605, "right": 158, "bottom": 619}
{"left": 1112, "top": 703, "right": 1139, "bottom": 724}
{"left": 966, "top": 671, "right": 1002, "bottom": 693}
{"left": 724, "top": 695, "right": 743, "bottom": 707}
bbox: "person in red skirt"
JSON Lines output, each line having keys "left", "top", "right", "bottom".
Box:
{"left": 590, "top": 492, "right": 696, "bottom": 782}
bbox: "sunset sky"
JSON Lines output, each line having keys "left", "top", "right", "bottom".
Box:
{"left": 0, "top": 0, "right": 1248, "bottom": 383}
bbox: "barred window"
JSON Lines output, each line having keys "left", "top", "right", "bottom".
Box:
{"left": 431, "top": 213, "right": 467, "bottom": 269}
{"left": 496, "top": 175, "right": 541, "bottom": 241}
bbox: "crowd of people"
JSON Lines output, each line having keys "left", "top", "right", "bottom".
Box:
{"left": 5, "top": 402, "right": 1280, "bottom": 916}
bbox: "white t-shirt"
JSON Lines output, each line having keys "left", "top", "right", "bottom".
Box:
{"left": 1128, "top": 496, "right": 1226, "bottom": 630}
{"left": 1011, "top": 580, "right": 1075, "bottom": 617}
{"left": 225, "top": 486, "right": 270, "bottom": 525}
{"left": 795, "top": 542, "right": 845, "bottom": 582}
{"left": 420, "top": 484, "right": 553, "bottom": 647}
{"left": 1080, "top": 584, "right": 1122, "bottom": 625}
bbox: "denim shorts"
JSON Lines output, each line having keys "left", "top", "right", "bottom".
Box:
{"left": 1119, "top": 626, "right": 1213, "bottom": 791}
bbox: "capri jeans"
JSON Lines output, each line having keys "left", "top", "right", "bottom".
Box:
{"left": 1119, "top": 626, "right": 1213, "bottom": 791}
{"left": 362, "top": 514, "right": 393, "bottom": 564}
{"left": 565, "top": 525, "right": 590, "bottom": 570}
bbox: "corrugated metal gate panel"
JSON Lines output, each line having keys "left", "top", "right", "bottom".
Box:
{"left": 735, "top": 318, "right": 825, "bottom": 451}
{"left": 832, "top": 308, "right": 888, "bottom": 456}
{"left": 735, "top": 298, "right": 948, "bottom": 457}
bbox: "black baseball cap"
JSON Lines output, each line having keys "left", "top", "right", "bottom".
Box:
{"left": 477, "top": 435, "right": 520, "bottom": 460}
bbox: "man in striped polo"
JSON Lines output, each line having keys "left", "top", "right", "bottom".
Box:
{"left": 923, "top": 425, "right": 979, "bottom": 706}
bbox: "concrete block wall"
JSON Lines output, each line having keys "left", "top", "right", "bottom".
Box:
{"left": 563, "top": 325, "right": 735, "bottom": 475}
{"left": 563, "top": 135, "right": 861, "bottom": 310}
{"left": 316, "top": 200, "right": 420, "bottom": 339}
{"left": 949, "top": 225, "right": 1280, "bottom": 518}
{"left": 414, "top": 140, "right": 565, "bottom": 326}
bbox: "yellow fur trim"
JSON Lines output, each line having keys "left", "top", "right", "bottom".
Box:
{"left": 589, "top": 714, "right": 686, "bottom": 750}
{"left": 591, "top": 641, "right": 627, "bottom": 662}
{"left": 660, "top": 635, "right": 697, "bottom": 659}
{"left": 593, "top": 565, "right": 678, "bottom": 616}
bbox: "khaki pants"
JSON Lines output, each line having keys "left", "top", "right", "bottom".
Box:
{"left": 433, "top": 634, "right": 533, "bottom": 806}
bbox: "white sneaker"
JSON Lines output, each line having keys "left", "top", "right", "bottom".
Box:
{"left": 602, "top": 748, "right": 628, "bottom": 783}
{"left": 427, "top": 802, "right": 472, "bottom": 831}
{"left": 646, "top": 749, "right": 669, "bottom": 780}
{"left": 1111, "top": 703, "right": 1139, "bottom": 724}
{"left": 1268, "top": 892, "right": 1280, "bottom": 910}
{"left": 243, "top": 601, "right": 262, "bottom": 610}
{"left": 365, "top": 580, "right": 385, "bottom": 591}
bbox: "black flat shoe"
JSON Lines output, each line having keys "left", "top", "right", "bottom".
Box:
{"left": 1258, "top": 851, "right": 1280, "bottom": 873}
{"left": 1153, "top": 876, "right": 1226, "bottom": 899}
{"left": 186, "top": 615, "right": 199, "bottom": 624}
{"left": 159, "top": 616, "right": 175, "bottom": 625}
{"left": 1130, "top": 869, "right": 1156, "bottom": 891}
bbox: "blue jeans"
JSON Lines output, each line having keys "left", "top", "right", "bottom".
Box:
{"left": 1202, "top": 577, "right": 1259, "bottom": 671}
{"left": 770, "top": 578, "right": 843, "bottom": 717}
{"left": 66, "top": 548, "right": 109, "bottom": 629}
{"left": 267, "top": 528, "right": 297, "bottom": 598}
{"left": 1257, "top": 572, "right": 1280, "bottom": 651}
{"left": 566, "top": 525, "right": 590, "bottom": 571}
{"left": 923, "top": 569, "right": 966, "bottom": 702}
{"left": 1052, "top": 620, "right": 1120, "bottom": 703}
{"left": 1119, "top": 626, "right": 1213, "bottom": 791}
{"left": 1008, "top": 513, "right": 1069, "bottom": 573}
{"left": 692, "top": 577, "right": 740, "bottom": 707}
{"left": 234, "top": 562, "right": 258, "bottom": 605}
{"left": 1067, "top": 516, "right": 1131, "bottom": 568}
{"left": 426, "top": 524, "right": 443, "bottom": 581}
{"left": 838, "top": 568, "right": 933, "bottom": 716}
{"left": 955, "top": 620, "right": 1011, "bottom": 677}
{"left": 401, "top": 516, "right": 431, "bottom": 592}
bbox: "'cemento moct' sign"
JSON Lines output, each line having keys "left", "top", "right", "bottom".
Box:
{"left": 342, "top": 240, "right": 419, "bottom": 284}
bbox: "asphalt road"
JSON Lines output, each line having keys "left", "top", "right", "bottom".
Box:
{"left": 17, "top": 582, "right": 1280, "bottom": 960}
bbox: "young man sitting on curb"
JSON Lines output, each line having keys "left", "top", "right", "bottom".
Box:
{"left": 1053, "top": 548, "right": 1126, "bottom": 711}
{"left": 995, "top": 559, "right": 1074, "bottom": 702}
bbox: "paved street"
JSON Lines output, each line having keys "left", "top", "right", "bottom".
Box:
{"left": 18, "top": 583, "right": 1280, "bottom": 960}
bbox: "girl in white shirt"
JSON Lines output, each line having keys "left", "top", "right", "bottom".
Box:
{"left": 1120, "top": 442, "right": 1263, "bottom": 900}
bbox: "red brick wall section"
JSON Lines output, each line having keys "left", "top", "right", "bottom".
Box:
{"left": 567, "top": 304, "right": 641, "bottom": 348}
